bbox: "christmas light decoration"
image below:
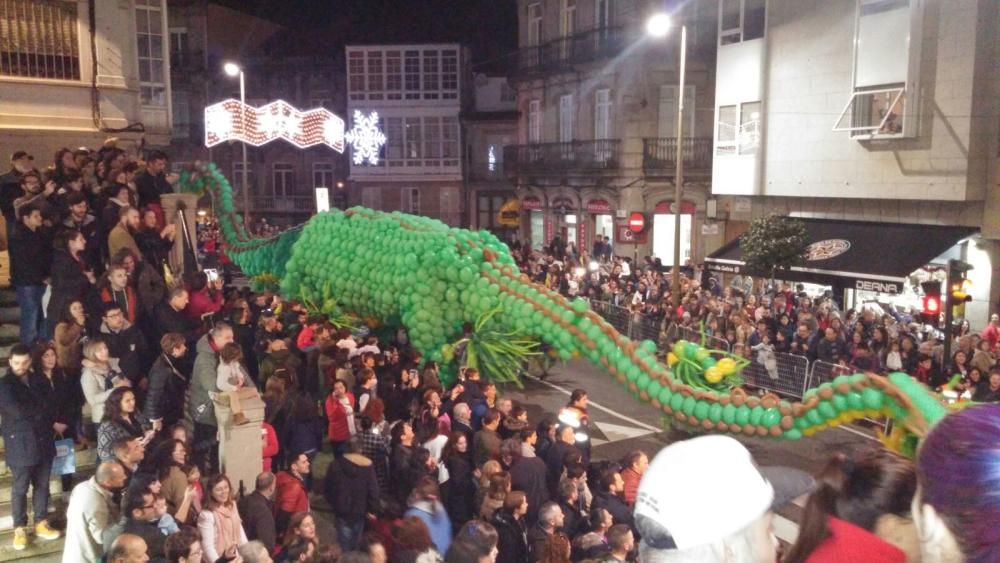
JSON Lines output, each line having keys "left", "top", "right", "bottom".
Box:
{"left": 204, "top": 99, "right": 347, "bottom": 151}
{"left": 345, "top": 110, "right": 388, "bottom": 166}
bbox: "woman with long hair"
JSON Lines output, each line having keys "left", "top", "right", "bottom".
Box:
{"left": 358, "top": 404, "right": 391, "bottom": 493}
{"left": 96, "top": 386, "right": 153, "bottom": 461}
{"left": 276, "top": 512, "right": 319, "bottom": 563}
{"left": 46, "top": 229, "right": 95, "bottom": 338}
{"left": 479, "top": 471, "right": 511, "bottom": 522}
{"left": 198, "top": 474, "right": 248, "bottom": 562}
{"left": 34, "top": 342, "right": 80, "bottom": 490}
{"left": 153, "top": 438, "right": 197, "bottom": 525}
{"left": 782, "top": 449, "right": 916, "bottom": 562}
{"left": 442, "top": 432, "right": 475, "bottom": 528}
{"left": 53, "top": 299, "right": 87, "bottom": 375}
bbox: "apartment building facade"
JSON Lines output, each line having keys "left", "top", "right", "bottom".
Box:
{"left": 506, "top": 0, "right": 721, "bottom": 264}
{"left": 345, "top": 44, "right": 467, "bottom": 226}
{"left": 704, "top": 0, "right": 1000, "bottom": 323}
{"left": 167, "top": 2, "right": 348, "bottom": 227}
{"left": 464, "top": 74, "right": 519, "bottom": 234}
{"left": 1, "top": 0, "right": 173, "bottom": 157}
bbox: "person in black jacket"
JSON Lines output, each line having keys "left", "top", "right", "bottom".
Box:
{"left": 99, "top": 302, "right": 150, "bottom": 390}
{"left": 491, "top": 490, "right": 529, "bottom": 563}
{"left": 544, "top": 425, "right": 581, "bottom": 494}
{"left": 33, "top": 342, "right": 81, "bottom": 493}
{"left": 46, "top": 229, "right": 96, "bottom": 339}
{"left": 508, "top": 430, "right": 550, "bottom": 526}
{"left": 143, "top": 333, "right": 190, "bottom": 432}
{"left": 0, "top": 345, "right": 61, "bottom": 550}
{"left": 9, "top": 205, "right": 51, "bottom": 344}
{"left": 118, "top": 488, "right": 166, "bottom": 561}
{"left": 135, "top": 150, "right": 173, "bottom": 210}
{"left": 324, "top": 437, "right": 380, "bottom": 551}
{"left": 60, "top": 192, "right": 102, "bottom": 273}
{"left": 591, "top": 467, "right": 633, "bottom": 530}
{"left": 238, "top": 472, "right": 278, "bottom": 553}
{"left": 443, "top": 432, "right": 475, "bottom": 528}
{"left": 153, "top": 287, "right": 198, "bottom": 347}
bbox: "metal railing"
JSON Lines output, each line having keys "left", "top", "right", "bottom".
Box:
{"left": 0, "top": 0, "right": 81, "bottom": 81}
{"left": 642, "top": 138, "right": 714, "bottom": 174}
{"left": 514, "top": 26, "right": 626, "bottom": 76}
{"left": 503, "top": 140, "right": 620, "bottom": 176}
{"left": 741, "top": 351, "right": 812, "bottom": 399}
{"left": 588, "top": 299, "right": 666, "bottom": 346}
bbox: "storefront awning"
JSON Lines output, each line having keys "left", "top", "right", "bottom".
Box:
{"left": 705, "top": 218, "right": 977, "bottom": 294}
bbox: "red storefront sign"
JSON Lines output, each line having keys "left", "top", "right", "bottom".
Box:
{"left": 522, "top": 196, "right": 542, "bottom": 210}
{"left": 586, "top": 199, "right": 611, "bottom": 214}
{"left": 654, "top": 200, "right": 697, "bottom": 214}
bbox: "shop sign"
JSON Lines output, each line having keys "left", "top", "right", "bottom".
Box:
{"left": 522, "top": 196, "right": 542, "bottom": 210}
{"left": 701, "top": 222, "right": 720, "bottom": 235}
{"left": 497, "top": 199, "right": 521, "bottom": 227}
{"left": 586, "top": 199, "right": 611, "bottom": 214}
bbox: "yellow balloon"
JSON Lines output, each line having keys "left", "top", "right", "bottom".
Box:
{"left": 717, "top": 358, "right": 736, "bottom": 374}
{"left": 667, "top": 352, "right": 679, "bottom": 366}
{"left": 705, "top": 366, "right": 723, "bottom": 384}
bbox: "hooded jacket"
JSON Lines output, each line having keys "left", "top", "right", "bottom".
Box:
{"left": 323, "top": 452, "right": 379, "bottom": 522}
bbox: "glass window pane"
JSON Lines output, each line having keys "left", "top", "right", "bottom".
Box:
{"left": 721, "top": 0, "right": 741, "bottom": 32}
{"left": 739, "top": 101, "right": 761, "bottom": 154}
{"left": 744, "top": 0, "right": 766, "bottom": 40}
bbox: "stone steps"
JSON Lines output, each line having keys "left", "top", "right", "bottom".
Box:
{"left": 0, "top": 527, "right": 63, "bottom": 562}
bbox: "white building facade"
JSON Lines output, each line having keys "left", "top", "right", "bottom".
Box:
{"left": 1, "top": 0, "right": 173, "bottom": 156}
{"left": 707, "top": 0, "right": 1000, "bottom": 323}
{"left": 345, "top": 44, "right": 466, "bottom": 226}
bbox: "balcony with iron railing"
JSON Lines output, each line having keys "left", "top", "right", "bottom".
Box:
{"left": 642, "top": 137, "right": 714, "bottom": 175}
{"left": 503, "top": 140, "right": 620, "bottom": 177}
{"left": 513, "top": 26, "right": 626, "bottom": 78}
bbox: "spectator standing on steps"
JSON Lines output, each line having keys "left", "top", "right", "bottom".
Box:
{"left": 0, "top": 344, "right": 62, "bottom": 551}
{"left": 64, "top": 461, "right": 127, "bottom": 563}
{"left": 108, "top": 205, "right": 142, "bottom": 261}
{"left": 9, "top": 205, "right": 52, "bottom": 344}
{"left": 188, "top": 322, "right": 234, "bottom": 474}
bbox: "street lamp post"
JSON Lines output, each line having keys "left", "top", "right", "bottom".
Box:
{"left": 224, "top": 62, "right": 250, "bottom": 229}
{"left": 647, "top": 14, "right": 687, "bottom": 309}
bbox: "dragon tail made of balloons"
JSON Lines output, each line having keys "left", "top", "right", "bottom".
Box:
{"left": 183, "top": 162, "right": 952, "bottom": 452}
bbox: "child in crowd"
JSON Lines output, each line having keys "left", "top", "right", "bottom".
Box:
{"left": 183, "top": 464, "right": 203, "bottom": 515}
{"left": 885, "top": 340, "right": 903, "bottom": 372}
{"left": 153, "top": 494, "right": 180, "bottom": 535}
{"left": 216, "top": 342, "right": 260, "bottom": 425}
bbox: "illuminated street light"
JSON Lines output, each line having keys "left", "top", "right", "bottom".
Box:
{"left": 646, "top": 12, "right": 687, "bottom": 309}
{"left": 646, "top": 13, "right": 671, "bottom": 38}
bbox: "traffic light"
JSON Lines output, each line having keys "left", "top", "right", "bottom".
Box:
{"left": 920, "top": 281, "right": 942, "bottom": 324}
{"left": 947, "top": 259, "right": 973, "bottom": 319}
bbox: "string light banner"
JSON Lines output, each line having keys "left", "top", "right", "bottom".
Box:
{"left": 204, "top": 100, "right": 387, "bottom": 164}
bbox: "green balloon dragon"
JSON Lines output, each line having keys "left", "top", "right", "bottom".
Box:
{"left": 181, "top": 162, "right": 955, "bottom": 456}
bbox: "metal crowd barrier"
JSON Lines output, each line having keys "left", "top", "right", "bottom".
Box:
{"left": 808, "top": 359, "right": 892, "bottom": 433}
{"left": 741, "top": 352, "right": 812, "bottom": 399}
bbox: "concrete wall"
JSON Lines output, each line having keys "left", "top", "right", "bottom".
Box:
{"left": 740, "top": 0, "right": 995, "bottom": 202}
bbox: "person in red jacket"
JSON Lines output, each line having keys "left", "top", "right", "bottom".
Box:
{"left": 274, "top": 450, "right": 311, "bottom": 541}
{"left": 325, "top": 379, "right": 356, "bottom": 458}
{"left": 261, "top": 422, "right": 279, "bottom": 473}
{"left": 182, "top": 270, "right": 223, "bottom": 324}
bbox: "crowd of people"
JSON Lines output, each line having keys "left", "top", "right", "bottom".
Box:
{"left": 505, "top": 236, "right": 1000, "bottom": 401}
{"left": 0, "top": 145, "right": 998, "bottom": 563}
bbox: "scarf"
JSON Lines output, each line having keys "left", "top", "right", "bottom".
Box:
{"left": 212, "top": 503, "right": 243, "bottom": 561}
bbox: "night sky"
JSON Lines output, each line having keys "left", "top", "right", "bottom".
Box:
{"left": 214, "top": 0, "right": 519, "bottom": 71}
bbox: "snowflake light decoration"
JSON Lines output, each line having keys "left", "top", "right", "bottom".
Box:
{"left": 345, "top": 110, "right": 388, "bottom": 166}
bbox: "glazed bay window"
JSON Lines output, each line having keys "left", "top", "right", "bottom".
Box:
{"left": 833, "top": 0, "right": 917, "bottom": 138}
{"left": 0, "top": 0, "right": 81, "bottom": 80}
{"left": 136, "top": 0, "right": 167, "bottom": 106}
{"left": 716, "top": 102, "right": 760, "bottom": 156}
{"left": 272, "top": 163, "right": 295, "bottom": 197}
{"left": 313, "top": 162, "right": 335, "bottom": 189}
{"left": 719, "top": 0, "right": 765, "bottom": 46}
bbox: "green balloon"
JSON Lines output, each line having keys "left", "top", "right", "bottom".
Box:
{"left": 669, "top": 393, "right": 685, "bottom": 412}
{"left": 657, "top": 386, "right": 673, "bottom": 406}
{"left": 783, "top": 429, "right": 803, "bottom": 441}
{"left": 721, "top": 403, "right": 737, "bottom": 424}
{"left": 862, "top": 388, "right": 884, "bottom": 410}
{"left": 831, "top": 394, "right": 848, "bottom": 413}
{"left": 761, "top": 408, "right": 781, "bottom": 428}
{"left": 749, "top": 406, "right": 764, "bottom": 426}
{"left": 708, "top": 403, "right": 723, "bottom": 423}
{"left": 735, "top": 405, "right": 751, "bottom": 426}
{"left": 694, "top": 401, "right": 710, "bottom": 421}
{"left": 681, "top": 396, "right": 697, "bottom": 417}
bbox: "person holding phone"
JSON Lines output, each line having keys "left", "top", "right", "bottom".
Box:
{"left": 183, "top": 270, "right": 224, "bottom": 325}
